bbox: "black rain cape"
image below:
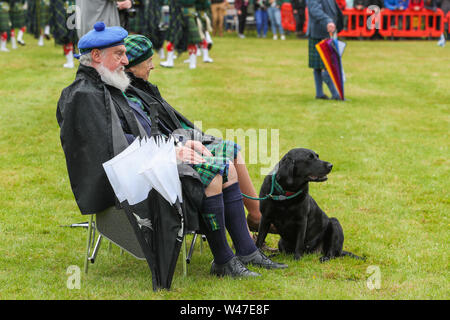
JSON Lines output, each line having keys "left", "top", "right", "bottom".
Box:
{"left": 57, "top": 65, "right": 210, "bottom": 289}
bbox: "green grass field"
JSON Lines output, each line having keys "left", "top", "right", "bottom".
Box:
{"left": 0, "top": 34, "right": 448, "bottom": 300}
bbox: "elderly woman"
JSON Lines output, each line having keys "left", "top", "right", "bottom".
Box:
{"left": 124, "top": 34, "right": 288, "bottom": 276}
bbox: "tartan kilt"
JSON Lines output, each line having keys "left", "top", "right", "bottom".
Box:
{"left": 128, "top": 8, "right": 142, "bottom": 33}
{"left": 0, "top": 2, "right": 11, "bottom": 32}
{"left": 308, "top": 37, "right": 325, "bottom": 69}
{"left": 10, "top": 2, "right": 26, "bottom": 29}
{"left": 40, "top": 0, "right": 51, "bottom": 27}
{"left": 185, "top": 13, "right": 201, "bottom": 45}
{"left": 193, "top": 140, "right": 241, "bottom": 187}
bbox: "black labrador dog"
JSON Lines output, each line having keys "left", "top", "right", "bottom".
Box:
{"left": 256, "top": 148, "right": 364, "bottom": 262}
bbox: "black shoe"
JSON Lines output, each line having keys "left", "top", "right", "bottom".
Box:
{"left": 315, "top": 94, "right": 329, "bottom": 100}
{"left": 238, "top": 249, "right": 288, "bottom": 270}
{"left": 210, "top": 256, "right": 261, "bottom": 278}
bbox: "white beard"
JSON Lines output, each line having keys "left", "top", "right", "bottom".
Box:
{"left": 97, "top": 63, "right": 130, "bottom": 92}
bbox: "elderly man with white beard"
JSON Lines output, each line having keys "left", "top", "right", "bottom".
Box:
{"left": 57, "top": 22, "right": 287, "bottom": 278}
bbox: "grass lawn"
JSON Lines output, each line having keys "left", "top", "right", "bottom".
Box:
{"left": 0, "top": 34, "right": 448, "bottom": 300}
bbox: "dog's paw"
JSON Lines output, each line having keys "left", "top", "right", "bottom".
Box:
{"left": 294, "top": 253, "right": 303, "bottom": 260}
{"left": 319, "top": 256, "right": 330, "bottom": 263}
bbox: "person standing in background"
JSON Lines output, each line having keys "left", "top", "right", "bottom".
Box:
{"left": 267, "top": 0, "right": 286, "bottom": 40}
{"left": 76, "top": 0, "right": 132, "bottom": 37}
{"left": 292, "top": 0, "right": 306, "bottom": 37}
{"left": 211, "top": 0, "right": 226, "bottom": 36}
{"left": 255, "top": 0, "right": 269, "bottom": 38}
{"left": 9, "top": 0, "right": 27, "bottom": 48}
{"left": 235, "top": 0, "right": 249, "bottom": 38}
{"left": 306, "top": 0, "right": 343, "bottom": 100}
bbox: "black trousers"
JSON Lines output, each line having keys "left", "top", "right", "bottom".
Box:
{"left": 238, "top": 5, "right": 248, "bottom": 34}
{"left": 294, "top": 8, "right": 306, "bottom": 33}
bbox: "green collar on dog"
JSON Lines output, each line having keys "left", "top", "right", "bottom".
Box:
{"left": 242, "top": 171, "right": 303, "bottom": 201}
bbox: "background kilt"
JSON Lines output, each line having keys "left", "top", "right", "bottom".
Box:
{"left": 185, "top": 12, "right": 201, "bottom": 45}
{"left": 308, "top": 37, "right": 325, "bottom": 69}
{"left": 193, "top": 140, "right": 241, "bottom": 187}
{"left": 40, "top": 0, "right": 51, "bottom": 27}
{"left": 0, "top": 1, "right": 11, "bottom": 32}
{"left": 10, "top": 1, "right": 26, "bottom": 29}
{"left": 128, "top": 7, "right": 142, "bottom": 33}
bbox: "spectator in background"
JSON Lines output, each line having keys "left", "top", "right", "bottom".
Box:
{"left": 306, "top": 0, "right": 343, "bottom": 100}
{"left": 235, "top": 0, "right": 249, "bottom": 38}
{"left": 353, "top": 0, "right": 366, "bottom": 27}
{"left": 211, "top": 0, "right": 227, "bottom": 36}
{"left": 424, "top": 0, "right": 437, "bottom": 10}
{"left": 268, "top": 0, "right": 286, "bottom": 40}
{"left": 440, "top": 0, "right": 450, "bottom": 13}
{"left": 292, "top": 0, "right": 307, "bottom": 37}
{"left": 409, "top": 0, "right": 424, "bottom": 10}
{"left": 366, "top": 0, "right": 384, "bottom": 38}
{"left": 353, "top": 0, "right": 365, "bottom": 9}
{"left": 384, "top": 0, "right": 398, "bottom": 9}
{"left": 255, "top": 0, "right": 269, "bottom": 37}
{"left": 76, "top": 0, "right": 132, "bottom": 37}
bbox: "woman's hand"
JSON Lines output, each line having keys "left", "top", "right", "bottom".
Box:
{"left": 184, "top": 140, "right": 213, "bottom": 157}
{"left": 175, "top": 145, "right": 206, "bottom": 164}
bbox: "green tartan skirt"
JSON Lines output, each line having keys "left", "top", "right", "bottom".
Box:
{"left": 10, "top": 2, "right": 26, "bottom": 29}
{"left": 40, "top": 0, "right": 51, "bottom": 27}
{"left": 185, "top": 12, "right": 202, "bottom": 45}
{"left": 308, "top": 37, "right": 325, "bottom": 69}
{"left": 193, "top": 140, "right": 241, "bottom": 187}
{"left": 0, "top": 1, "right": 11, "bottom": 32}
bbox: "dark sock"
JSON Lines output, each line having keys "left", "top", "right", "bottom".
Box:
{"left": 201, "top": 193, "right": 234, "bottom": 265}
{"left": 222, "top": 183, "right": 258, "bottom": 256}
{"left": 313, "top": 69, "right": 324, "bottom": 97}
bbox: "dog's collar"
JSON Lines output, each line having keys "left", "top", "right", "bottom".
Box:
{"left": 272, "top": 174, "right": 303, "bottom": 200}
{"left": 241, "top": 171, "right": 303, "bottom": 201}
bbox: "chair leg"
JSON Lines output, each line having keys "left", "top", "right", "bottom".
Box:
{"left": 88, "top": 234, "right": 103, "bottom": 264}
{"left": 187, "top": 233, "right": 198, "bottom": 264}
{"left": 182, "top": 236, "right": 188, "bottom": 277}
{"left": 84, "top": 215, "right": 94, "bottom": 274}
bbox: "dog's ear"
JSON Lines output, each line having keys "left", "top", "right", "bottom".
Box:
{"left": 277, "top": 157, "right": 295, "bottom": 186}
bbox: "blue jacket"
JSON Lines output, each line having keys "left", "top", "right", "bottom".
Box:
{"left": 306, "top": 0, "right": 343, "bottom": 39}
{"left": 385, "top": 0, "right": 409, "bottom": 9}
{"left": 384, "top": 0, "right": 398, "bottom": 9}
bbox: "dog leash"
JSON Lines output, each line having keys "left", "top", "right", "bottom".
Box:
{"left": 241, "top": 172, "right": 303, "bottom": 201}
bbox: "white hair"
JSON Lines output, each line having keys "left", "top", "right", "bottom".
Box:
{"left": 97, "top": 63, "right": 130, "bottom": 92}
{"left": 79, "top": 53, "right": 93, "bottom": 66}
{"left": 79, "top": 49, "right": 130, "bottom": 92}
{"left": 78, "top": 49, "right": 106, "bottom": 66}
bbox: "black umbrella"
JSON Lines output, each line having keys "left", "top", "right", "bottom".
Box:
{"left": 121, "top": 189, "right": 183, "bottom": 291}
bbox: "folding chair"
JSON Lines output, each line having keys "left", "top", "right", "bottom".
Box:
{"left": 83, "top": 206, "right": 206, "bottom": 277}
{"left": 83, "top": 206, "right": 145, "bottom": 274}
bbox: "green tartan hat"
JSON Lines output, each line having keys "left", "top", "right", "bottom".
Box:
{"left": 124, "top": 35, "right": 154, "bottom": 69}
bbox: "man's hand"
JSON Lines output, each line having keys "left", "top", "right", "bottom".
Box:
{"left": 175, "top": 146, "right": 206, "bottom": 165}
{"left": 327, "top": 22, "right": 336, "bottom": 34}
{"left": 184, "top": 140, "right": 213, "bottom": 157}
{"left": 117, "top": 0, "right": 132, "bottom": 10}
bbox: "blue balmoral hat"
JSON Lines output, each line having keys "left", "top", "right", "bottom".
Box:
{"left": 76, "top": 22, "right": 128, "bottom": 58}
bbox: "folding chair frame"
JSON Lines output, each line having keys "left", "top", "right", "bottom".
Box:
{"left": 83, "top": 213, "right": 208, "bottom": 277}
